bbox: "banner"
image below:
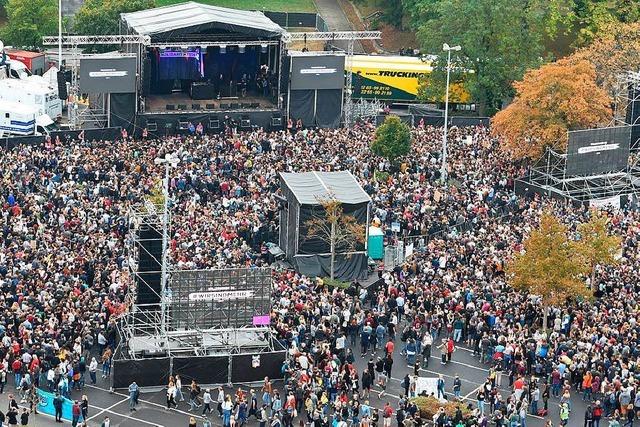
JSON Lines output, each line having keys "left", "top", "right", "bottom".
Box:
{"left": 37, "top": 388, "right": 74, "bottom": 421}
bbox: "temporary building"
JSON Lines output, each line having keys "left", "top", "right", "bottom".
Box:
{"left": 279, "top": 171, "right": 371, "bottom": 280}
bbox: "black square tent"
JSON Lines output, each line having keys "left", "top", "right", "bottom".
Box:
{"left": 279, "top": 171, "right": 371, "bottom": 280}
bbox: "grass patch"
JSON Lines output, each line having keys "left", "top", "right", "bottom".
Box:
{"left": 156, "top": 0, "right": 316, "bottom": 12}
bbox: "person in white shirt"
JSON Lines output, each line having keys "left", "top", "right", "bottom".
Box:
{"left": 217, "top": 386, "right": 225, "bottom": 416}
{"left": 175, "top": 375, "right": 185, "bottom": 402}
{"left": 202, "top": 389, "right": 212, "bottom": 416}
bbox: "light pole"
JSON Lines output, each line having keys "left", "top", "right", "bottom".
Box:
{"left": 58, "top": 0, "right": 62, "bottom": 68}
{"left": 153, "top": 153, "right": 180, "bottom": 337}
{"left": 441, "top": 43, "right": 461, "bottom": 185}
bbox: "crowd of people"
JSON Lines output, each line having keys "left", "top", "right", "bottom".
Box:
{"left": 0, "top": 120, "right": 637, "bottom": 427}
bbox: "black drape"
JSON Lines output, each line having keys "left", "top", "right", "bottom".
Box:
{"left": 289, "top": 89, "right": 315, "bottom": 126}
{"left": 109, "top": 93, "right": 136, "bottom": 133}
{"left": 315, "top": 89, "right": 342, "bottom": 128}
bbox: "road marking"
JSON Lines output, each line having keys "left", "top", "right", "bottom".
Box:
{"left": 430, "top": 356, "right": 490, "bottom": 372}
{"left": 87, "top": 396, "right": 129, "bottom": 421}
{"left": 86, "top": 384, "right": 204, "bottom": 420}
{"left": 88, "top": 405, "right": 165, "bottom": 426}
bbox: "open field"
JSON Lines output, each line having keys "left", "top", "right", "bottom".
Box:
{"left": 156, "top": 0, "right": 316, "bottom": 12}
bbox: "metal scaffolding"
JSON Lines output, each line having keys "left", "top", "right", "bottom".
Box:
{"left": 42, "top": 35, "right": 150, "bottom": 46}
{"left": 520, "top": 148, "right": 640, "bottom": 201}
{"left": 283, "top": 31, "right": 382, "bottom": 128}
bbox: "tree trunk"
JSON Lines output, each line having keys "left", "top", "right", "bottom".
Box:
{"left": 330, "top": 220, "right": 336, "bottom": 281}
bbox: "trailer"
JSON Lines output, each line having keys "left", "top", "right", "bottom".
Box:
{"left": 5, "top": 49, "right": 46, "bottom": 75}
{"left": 0, "top": 102, "right": 56, "bottom": 137}
{"left": 0, "top": 78, "right": 62, "bottom": 120}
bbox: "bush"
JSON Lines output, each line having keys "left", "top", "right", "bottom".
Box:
{"left": 411, "top": 396, "right": 472, "bottom": 421}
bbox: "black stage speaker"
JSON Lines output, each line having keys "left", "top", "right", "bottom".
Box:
{"left": 208, "top": 117, "right": 220, "bottom": 130}
{"left": 177, "top": 104, "right": 187, "bottom": 110}
{"left": 220, "top": 103, "right": 230, "bottom": 109}
{"left": 271, "top": 115, "right": 283, "bottom": 128}
{"left": 192, "top": 104, "right": 201, "bottom": 110}
{"left": 230, "top": 103, "right": 239, "bottom": 109}
{"left": 178, "top": 120, "right": 189, "bottom": 131}
{"left": 240, "top": 117, "right": 251, "bottom": 129}
{"left": 205, "top": 103, "right": 216, "bottom": 109}
{"left": 135, "top": 224, "right": 162, "bottom": 307}
{"left": 166, "top": 104, "right": 175, "bottom": 111}
{"left": 146, "top": 121, "right": 158, "bottom": 132}
{"left": 57, "top": 71, "right": 68, "bottom": 100}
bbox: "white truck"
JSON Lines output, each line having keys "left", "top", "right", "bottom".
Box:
{"left": 0, "top": 102, "right": 56, "bottom": 137}
{"left": 0, "top": 78, "right": 62, "bottom": 120}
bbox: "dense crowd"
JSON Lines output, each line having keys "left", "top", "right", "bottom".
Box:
{"left": 0, "top": 121, "right": 637, "bottom": 427}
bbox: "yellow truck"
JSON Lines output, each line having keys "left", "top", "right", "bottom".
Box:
{"left": 347, "top": 54, "right": 470, "bottom": 103}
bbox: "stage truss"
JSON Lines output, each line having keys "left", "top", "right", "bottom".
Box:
{"left": 519, "top": 148, "right": 640, "bottom": 201}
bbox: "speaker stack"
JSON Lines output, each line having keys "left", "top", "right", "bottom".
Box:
{"left": 135, "top": 224, "right": 163, "bottom": 308}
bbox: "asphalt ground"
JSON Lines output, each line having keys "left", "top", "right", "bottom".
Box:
{"left": 0, "top": 337, "right": 592, "bottom": 427}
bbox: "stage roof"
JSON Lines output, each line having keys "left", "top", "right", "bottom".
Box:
{"left": 121, "top": 2, "right": 285, "bottom": 39}
{"left": 280, "top": 171, "right": 371, "bottom": 205}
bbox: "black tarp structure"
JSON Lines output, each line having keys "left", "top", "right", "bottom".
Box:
{"left": 289, "top": 88, "right": 343, "bottom": 128}
{"left": 279, "top": 171, "right": 371, "bottom": 280}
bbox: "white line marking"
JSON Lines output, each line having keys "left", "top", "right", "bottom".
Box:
{"left": 87, "top": 397, "right": 129, "bottom": 421}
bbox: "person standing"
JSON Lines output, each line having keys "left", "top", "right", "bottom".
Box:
{"left": 202, "top": 389, "right": 212, "bottom": 416}
{"left": 188, "top": 416, "right": 197, "bottom": 427}
{"left": 167, "top": 381, "right": 177, "bottom": 410}
{"left": 19, "top": 408, "right": 29, "bottom": 427}
{"left": 6, "top": 406, "right": 17, "bottom": 427}
{"left": 88, "top": 358, "right": 98, "bottom": 385}
{"left": 71, "top": 400, "right": 81, "bottom": 427}
{"left": 128, "top": 381, "right": 139, "bottom": 411}
{"left": 53, "top": 392, "right": 64, "bottom": 423}
{"left": 175, "top": 376, "right": 185, "bottom": 403}
{"left": 421, "top": 333, "right": 432, "bottom": 369}
{"left": 453, "top": 375, "right": 462, "bottom": 400}
{"left": 101, "top": 416, "right": 111, "bottom": 427}
{"left": 189, "top": 380, "right": 202, "bottom": 411}
{"left": 437, "top": 375, "right": 445, "bottom": 400}
{"left": 559, "top": 402, "right": 570, "bottom": 426}
{"left": 81, "top": 395, "right": 89, "bottom": 422}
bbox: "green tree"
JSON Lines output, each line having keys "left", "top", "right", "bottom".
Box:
{"left": 572, "top": 0, "right": 640, "bottom": 45}
{"left": 1, "top": 0, "right": 57, "bottom": 48}
{"left": 411, "top": 0, "right": 573, "bottom": 115}
{"left": 371, "top": 115, "right": 412, "bottom": 165}
{"left": 507, "top": 212, "right": 590, "bottom": 332}
{"left": 74, "top": 0, "right": 156, "bottom": 36}
{"left": 576, "top": 210, "right": 622, "bottom": 290}
{"left": 305, "top": 198, "right": 365, "bottom": 280}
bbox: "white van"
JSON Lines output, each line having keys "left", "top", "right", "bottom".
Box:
{"left": 0, "top": 102, "right": 56, "bottom": 136}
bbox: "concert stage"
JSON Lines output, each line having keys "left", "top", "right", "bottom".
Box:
{"left": 120, "top": 2, "right": 288, "bottom": 134}
{"left": 145, "top": 93, "right": 276, "bottom": 113}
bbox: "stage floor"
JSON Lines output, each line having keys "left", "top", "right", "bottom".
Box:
{"left": 144, "top": 93, "right": 277, "bottom": 113}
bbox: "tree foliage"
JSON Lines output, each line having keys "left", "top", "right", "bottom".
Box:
{"left": 576, "top": 210, "right": 622, "bottom": 289}
{"left": 572, "top": 0, "right": 640, "bottom": 46}
{"left": 74, "top": 0, "right": 156, "bottom": 36}
{"left": 305, "top": 198, "right": 365, "bottom": 280}
{"left": 507, "top": 212, "right": 591, "bottom": 330}
{"left": 409, "top": 0, "right": 575, "bottom": 115}
{"left": 371, "top": 115, "right": 412, "bottom": 164}
{"left": 569, "top": 22, "right": 640, "bottom": 96}
{"left": 491, "top": 59, "right": 611, "bottom": 160}
{"left": 1, "top": 0, "right": 57, "bottom": 48}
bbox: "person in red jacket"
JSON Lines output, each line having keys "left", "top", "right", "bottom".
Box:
{"left": 72, "top": 401, "right": 81, "bottom": 427}
{"left": 11, "top": 359, "right": 22, "bottom": 389}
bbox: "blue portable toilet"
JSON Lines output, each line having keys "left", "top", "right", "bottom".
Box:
{"left": 368, "top": 226, "right": 384, "bottom": 260}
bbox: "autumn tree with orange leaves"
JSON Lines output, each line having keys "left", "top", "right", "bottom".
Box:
{"left": 491, "top": 59, "right": 611, "bottom": 160}
{"left": 569, "top": 22, "right": 640, "bottom": 96}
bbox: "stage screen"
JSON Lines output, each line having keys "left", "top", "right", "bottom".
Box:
{"left": 79, "top": 56, "right": 137, "bottom": 93}
{"left": 169, "top": 268, "right": 271, "bottom": 330}
{"left": 290, "top": 54, "right": 345, "bottom": 90}
{"left": 565, "top": 126, "right": 631, "bottom": 176}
